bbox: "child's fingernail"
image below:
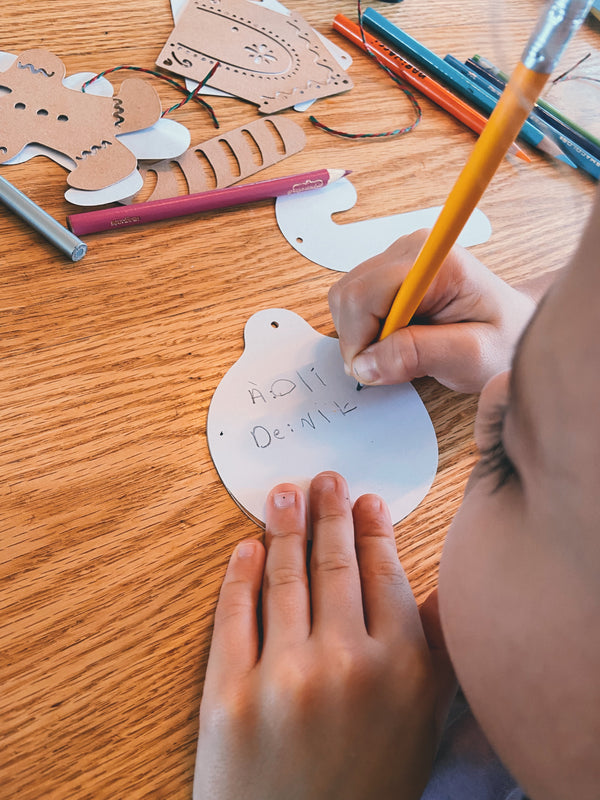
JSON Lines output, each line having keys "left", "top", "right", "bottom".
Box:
{"left": 352, "top": 348, "right": 380, "bottom": 384}
{"left": 273, "top": 490, "right": 296, "bottom": 509}
{"left": 316, "top": 473, "right": 338, "bottom": 492}
{"left": 236, "top": 541, "right": 257, "bottom": 558}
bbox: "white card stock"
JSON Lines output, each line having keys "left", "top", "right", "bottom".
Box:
{"left": 275, "top": 177, "right": 492, "bottom": 272}
{"left": 207, "top": 309, "right": 438, "bottom": 525}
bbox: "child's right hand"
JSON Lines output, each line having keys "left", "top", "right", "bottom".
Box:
{"left": 328, "top": 230, "right": 536, "bottom": 394}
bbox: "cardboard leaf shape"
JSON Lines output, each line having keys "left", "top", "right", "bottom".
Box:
{"left": 207, "top": 309, "right": 438, "bottom": 525}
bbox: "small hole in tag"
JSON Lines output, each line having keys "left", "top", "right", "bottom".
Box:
{"left": 271, "top": 321, "right": 279, "bottom": 328}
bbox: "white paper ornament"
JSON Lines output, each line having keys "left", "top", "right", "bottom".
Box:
{"left": 207, "top": 309, "right": 438, "bottom": 525}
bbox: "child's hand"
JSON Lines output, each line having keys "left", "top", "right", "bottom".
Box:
{"left": 328, "top": 231, "right": 536, "bottom": 393}
{"left": 193, "top": 472, "right": 456, "bottom": 800}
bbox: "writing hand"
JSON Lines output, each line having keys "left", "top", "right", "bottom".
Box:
{"left": 328, "top": 230, "right": 536, "bottom": 393}
{"left": 193, "top": 472, "right": 455, "bottom": 800}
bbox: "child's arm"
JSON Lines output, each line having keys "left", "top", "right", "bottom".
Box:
{"left": 328, "top": 230, "right": 539, "bottom": 394}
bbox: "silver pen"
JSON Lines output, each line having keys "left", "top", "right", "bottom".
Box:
{"left": 0, "top": 174, "right": 87, "bottom": 262}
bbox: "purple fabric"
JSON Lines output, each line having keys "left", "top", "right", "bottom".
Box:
{"left": 421, "top": 692, "right": 527, "bottom": 800}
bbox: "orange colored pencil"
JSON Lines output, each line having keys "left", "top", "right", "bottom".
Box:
{"left": 333, "top": 14, "right": 530, "bottom": 163}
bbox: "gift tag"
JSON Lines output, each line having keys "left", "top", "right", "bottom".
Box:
{"left": 207, "top": 309, "right": 438, "bottom": 525}
{"left": 276, "top": 177, "right": 492, "bottom": 272}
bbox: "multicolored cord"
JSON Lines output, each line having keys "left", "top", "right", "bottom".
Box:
{"left": 81, "top": 63, "right": 221, "bottom": 127}
{"left": 309, "top": 0, "right": 421, "bottom": 140}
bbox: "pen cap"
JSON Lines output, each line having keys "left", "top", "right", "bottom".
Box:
{"left": 522, "top": 0, "right": 594, "bottom": 72}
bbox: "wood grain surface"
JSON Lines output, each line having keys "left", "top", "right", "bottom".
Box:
{"left": 1, "top": 1, "right": 598, "bottom": 797}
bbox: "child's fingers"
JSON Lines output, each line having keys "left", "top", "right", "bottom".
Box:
{"left": 328, "top": 230, "right": 430, "bottom": 331}
{"left": 353, "top": 494, "right": 423, "bottom": 644}
{"left": 349, "top": 321, "right": 492, "bottom": 394}
{"left": 203, "top": 539, "right": 266, "bottom": 695}
{"left": 329, "top": 273, "right": 384, "bottom": 374}
{"left": 261, "top": 484, "right": 311, "bottom": 652}
{"left": 309, "top": 472, "right": 366, "bottom": 638}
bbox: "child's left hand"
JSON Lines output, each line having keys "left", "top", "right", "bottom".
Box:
{"left": 193, "top": 472, "right": 456, "bottom": 800}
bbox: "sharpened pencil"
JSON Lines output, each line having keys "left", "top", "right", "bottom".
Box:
{"left": 332, "top": 14, "right": 530, "bottom": 162}
{"left": 363, "top": 7, "right": 580, "bottom": 165}
{"left": 375, "top": 0, "right": 593, "bottom": 340}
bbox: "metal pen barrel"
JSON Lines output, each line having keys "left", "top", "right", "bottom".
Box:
{"left": 0, "top": 174, "right": 87, "bottom": 262}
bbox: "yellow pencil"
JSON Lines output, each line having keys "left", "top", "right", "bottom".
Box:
{"left": 379, "top": 0, "right": 592, "bottom": 340}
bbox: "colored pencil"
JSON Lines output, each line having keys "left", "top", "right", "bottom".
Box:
{"left": 447, "top": 54, "right": 599, "bottom": 178}
{"left": 362, "top": 7, "right": 575, "bottom": 164}
{"left": 67, "top": 168, "right": 349, "bottom": 236}
{"left": 444, "top": 55, "right": 581, "bottom": 166}
{"left": 332, "top": 14, "right": 530, "bottom": 162}
{"left": 465, "top": 56, "right": 600, "bottom": 163}
{"left": 0, "top": 174, "right": 87, "bottom": 261}
{"left": 372, "top": 0, "right": 593, "bottom": 339}
{"left": 472, "top": 53, "right": 600, "bottom": 152}
{"left": 529, "top": 117, "right": 600, "bottom": 178}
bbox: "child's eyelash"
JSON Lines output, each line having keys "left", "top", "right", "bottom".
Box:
{"left": 477, "top": 411, "right": 516, "bottom": 492}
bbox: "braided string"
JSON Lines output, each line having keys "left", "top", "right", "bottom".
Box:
{"left": 81, "top": 63, "right": 221, "bottom": 127}
{"left": 309, "top": 0, "right": 421, "bottom": 140}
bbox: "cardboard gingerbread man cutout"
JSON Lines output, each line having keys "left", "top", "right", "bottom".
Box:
{"left": 0, "top": 49, "right": 162, "bottom": 190}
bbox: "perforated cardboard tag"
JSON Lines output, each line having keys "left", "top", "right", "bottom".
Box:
{"left": 157, "top": 0, "right": 353, "bottom": 113}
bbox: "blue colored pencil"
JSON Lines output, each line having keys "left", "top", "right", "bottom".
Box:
{"left": 472, "top": 53, "right": 600, "bottom": 152}
{"left": 445, "top": 55, "right": 598, "bottom": 178}
{"left": 465, "top": 56, "right": 600, "bottom": 163}
{"left": 362, "top": 7, "right": 574, "bottom": 164}
{"left": 530, "top": 118, "right": 600, "bottom": 178}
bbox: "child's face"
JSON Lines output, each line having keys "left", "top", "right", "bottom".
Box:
{"left": 438, "top": 210, "right": 600, "bottom": 799}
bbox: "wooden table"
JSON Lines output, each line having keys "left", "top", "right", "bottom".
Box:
{"left": 1, "top": 1, "right": 598, "bottom": 796}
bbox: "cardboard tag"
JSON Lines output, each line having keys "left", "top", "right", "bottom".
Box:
{"left": 0, "top": 49, "right": 162, "bottom": 190}
{"left": 157, "top": 0, "right": 353, "bottom": 113}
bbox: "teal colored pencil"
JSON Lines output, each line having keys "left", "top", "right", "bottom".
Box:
{"left": 362, "top": 8, "right": 573, "bottom": 163}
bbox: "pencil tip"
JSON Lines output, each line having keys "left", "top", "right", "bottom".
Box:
{"left": 515, "top": 149, "right": 532, "bottom": 163}
{"left": 356, "top": 381, "right": 363, "bottom": 391}
{"left": 329, "top": 168, "right": 352, "bottom": 182}
{"left": 537, "top": 134, "right": 577, "bottom": 167}
{"left": 556, "top": 152, "right": 578, "bottom": 168}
